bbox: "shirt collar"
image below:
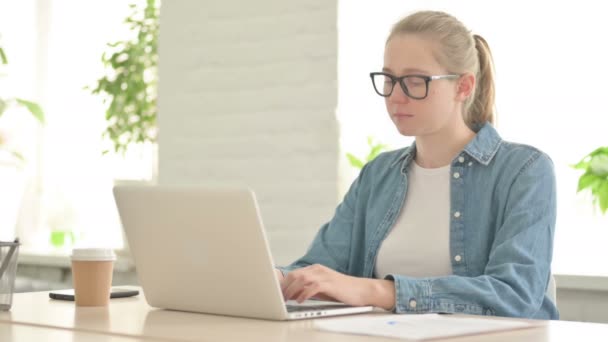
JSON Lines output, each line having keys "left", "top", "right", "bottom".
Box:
{"left": 462, "top": 123, "right": 502, "bottom": 165}
{"left": 390, "top": 122, "right": 502, "bottom": 171}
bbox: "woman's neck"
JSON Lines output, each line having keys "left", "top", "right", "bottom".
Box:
{"left": 415, "top": 120, "right": 476, "bottom": 169}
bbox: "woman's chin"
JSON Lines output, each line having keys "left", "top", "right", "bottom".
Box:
{"left": 394, "top": 125, "right": 417, "bottom": 137}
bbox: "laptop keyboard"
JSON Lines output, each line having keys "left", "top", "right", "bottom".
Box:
{"left": 286, "top": 304, "right": 352, "bottom": 312}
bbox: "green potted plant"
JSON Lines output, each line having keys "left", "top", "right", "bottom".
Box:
{"left": 88, "top": 0, "right": 159, "bottom": 156}
{"left": 86, "top": 1, "right": 159, "bottom": 253}
{"left": 574, "top": 147, "right": 608, "bottom": 214}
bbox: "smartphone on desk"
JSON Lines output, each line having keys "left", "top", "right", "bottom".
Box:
{"left": 49, "top": 287, "right": 139, "bottom": 301}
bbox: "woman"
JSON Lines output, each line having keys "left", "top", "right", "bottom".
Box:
{"left": 276, "top": 10, "right": 558, "bottom": 319}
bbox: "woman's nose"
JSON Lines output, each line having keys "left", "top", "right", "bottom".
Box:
{"left": 388, "top": 82, "right": 410, "bottom": 103}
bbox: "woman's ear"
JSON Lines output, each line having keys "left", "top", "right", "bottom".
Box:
{"left": 456, "top": 73, "right": 475, "bottom": 101}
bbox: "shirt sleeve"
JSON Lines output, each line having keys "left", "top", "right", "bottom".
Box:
{"left": 386, "top": 152, "right": 558, "bottom": 319}
{"left": 277, "top": 162, "right": 369, "bottom": 276}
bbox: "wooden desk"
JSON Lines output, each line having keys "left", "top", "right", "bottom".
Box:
{"left": 0, "top": 321, "right": 145, "bottom": 341}
{"left": 2, "top": 288, "right": 608, "bottom": 341}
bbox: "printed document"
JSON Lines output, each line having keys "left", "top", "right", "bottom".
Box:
{"left": 314, "top": 313, "right": 538, "bottom": 340}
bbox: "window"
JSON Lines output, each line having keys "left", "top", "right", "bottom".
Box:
{"left": 2, "top": 1, "right": 154, "bottom": 252}
{"left": 338, "top": 1, "right": 608, "bottom": 276}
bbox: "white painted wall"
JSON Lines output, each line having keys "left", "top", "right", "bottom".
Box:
{"left": 555, "top": 276, "right": 608, "bottom": 323}
{"left": 157, "top": 0, "right": 339, "bottom": 265}
{"left": 558, "top": 289, "right": 608, "bottom": 323}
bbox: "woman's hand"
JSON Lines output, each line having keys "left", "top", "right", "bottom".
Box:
{"left": 275, "top": 269, "right": 285, "bottom": 282}
{"left": 279, "top": 264, "right": 395, "bottom": 310}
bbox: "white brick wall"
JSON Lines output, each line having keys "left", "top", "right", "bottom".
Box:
{"left": 158, "top": 1, "right": 339, "bottom": 265}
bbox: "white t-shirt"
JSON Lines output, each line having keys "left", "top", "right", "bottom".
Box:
{"left": 374, "top": 161, "right": 452, "bottom": 279}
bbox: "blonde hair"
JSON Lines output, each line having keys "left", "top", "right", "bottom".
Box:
{"left": 387, "top": 11, "right": 495, "bottom": 129}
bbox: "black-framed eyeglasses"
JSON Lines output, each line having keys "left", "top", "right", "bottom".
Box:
{"left": 369, "top": 72, "right": 460, "bottom": 99}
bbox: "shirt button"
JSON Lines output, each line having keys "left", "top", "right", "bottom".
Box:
{"left": 458, "top": 156, "right": 465, "bottom": 163}
{"left": 454, "top": 211, "right": 461, "bottom": 218}
{"left": 454, "top": 255, "right": 462, "bottom": 262}
{"left": 468, "top": 162, "right": 473, "bottom": 166}
{"left": 409, "top": 299, "right": 417, "bottom": 308}
{"left": 453, "top": 172, "right": 460, "bottom": 179}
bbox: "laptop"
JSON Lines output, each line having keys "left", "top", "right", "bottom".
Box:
{"left": 113, "top": 185, "right": 373, "bottom": 320}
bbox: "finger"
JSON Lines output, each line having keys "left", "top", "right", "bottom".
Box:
{"left": 311, "top": 293, "right": 335, "bottom": 301}
{"left": 280, "top": 268, "right": 305, "bottom": 291}
{"left": 281, "top": 265, "right": 325, "bottom": 300}
{"left": 280, "top": 272, "right": 295, "bottom": 292}
{"left": 296, "top": 283, "right": 322, "bottom": 303}
{"left": 275, "top": 269, "right": 284, "bottom": 283}
{"left": 281, "top": 266, "right": 313, "bottom": 293}
{"left": 283, "top": 276, "right": 310, "bottom": 300}
{"left": 282, "top": 271, "right": 309, "bottom": 300}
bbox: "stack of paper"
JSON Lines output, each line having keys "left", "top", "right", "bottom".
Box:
{"left": 314, "top": 313, "right": 537, "bottom": 340}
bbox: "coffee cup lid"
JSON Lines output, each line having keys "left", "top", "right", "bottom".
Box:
{"left": 71, "top": 248, "right": 116, "bottom": 261}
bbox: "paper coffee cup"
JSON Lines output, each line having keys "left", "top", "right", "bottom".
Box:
{"left": 71, "top": 248, "right": 116, "bottom": 306}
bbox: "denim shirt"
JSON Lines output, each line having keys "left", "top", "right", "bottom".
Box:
{"left": 280, "top": 123, "right": 559, "bottom": 319}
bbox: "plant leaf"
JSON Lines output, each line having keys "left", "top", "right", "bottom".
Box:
{"left": 598, "top": 181, "right": 608, "bottom": 214}
{"left": 577, "top": 173, "right": 601, "bottom": 192}
{"left": 589, "top": 146, "right": 608, "bottom": 157}
{"left": 0, "top": 149, "right": 25, "bottom": 162}
{"left": 0, "top": 97, "right": 6, "bottom": 118}
{"left": 15, "top": 98, "right": 45, "bottom": 124}
{"left": 367, "top": 144, "right": 389, "bottom": 162}
{"left": 572, "top": 156, "right": 590, "bottom": 170}
{"left": 590, "top": 155, "right": 608, "bottom": 176}
{"left": 346, "top": 153, "right": 365, "bottom": 169}
{"left": 0, "top": 47, "right": 7, "bottom": 64}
